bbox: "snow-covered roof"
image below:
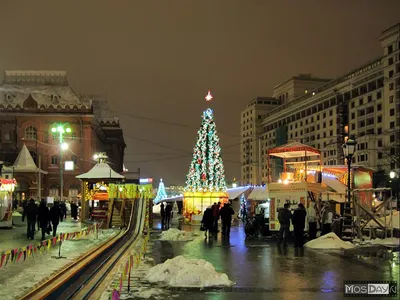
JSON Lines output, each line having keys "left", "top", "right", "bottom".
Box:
{"left": 76, "top": 162, "right": 125, "bottom": 180}
{"left": 0, "top": 70, "right": 91, "bottom": 110}
{"left": 227, "top": 186, "right": 250, "bottom": 199}
{"left": 248, "top": 186, "right": 269, "bottom": 201}
{"left": 268, "top": 142, "right": 321, "bottom": 158}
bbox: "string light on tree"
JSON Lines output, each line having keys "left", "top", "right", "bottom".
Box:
{"left": 154, "top": 178, "right": 168, "bottom": 203}
{"left": 205, "top": 90, "right": 213, "bottom": 102}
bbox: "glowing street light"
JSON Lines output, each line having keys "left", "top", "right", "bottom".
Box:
{"left": 50, "top": 122, "right": 72, "bottom": 201}
{"left": 389, "top": 171, "right": 396, "bottom": 179}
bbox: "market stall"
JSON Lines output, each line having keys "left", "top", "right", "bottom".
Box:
{"left": 0, "top": 178, "right": 17, "bottom": 228}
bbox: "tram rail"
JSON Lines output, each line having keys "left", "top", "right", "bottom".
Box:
{"left": 22, "top": 198, "right": 146, "bottom": 300}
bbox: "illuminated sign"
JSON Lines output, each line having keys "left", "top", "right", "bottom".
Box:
{"left": 65, "top": 161, "right": 74, "bottom": 171}
{"left": 139, "top": 178, "right": 153, "bottom": 184}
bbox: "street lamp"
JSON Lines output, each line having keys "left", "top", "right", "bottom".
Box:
{"left": 342, "top": 138, "right": 357, "bottom": 203}
{"left": 389, "top": 171, "right": 396, "bottom": 179}
{"left": 51, "top": 122, "right": 72, "bottom": 202}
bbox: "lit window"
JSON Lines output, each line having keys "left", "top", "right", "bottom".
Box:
{"left": 51, "top": 155, "right": 58, "bottom": 165}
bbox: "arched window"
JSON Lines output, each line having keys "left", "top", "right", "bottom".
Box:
{"left": 69, "top": 184, "right": 80, "bottom": 197}
{"left": 30, "top": 151, "right": 37, "bottom": 165}
{"left": 25, "top": 126, "right": 37, "bottom": 140}
{"left": 51, "top": 155, "right": 58, "bottom": 165}
{"left": 49, "top": 184, "right": 59, "bottom": 197}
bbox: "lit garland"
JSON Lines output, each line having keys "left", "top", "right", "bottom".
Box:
{"left": 184, "top": 108, "right": 227, "bottom": 193}
{"left": 154, "top": 179, "right": 168, "bottom": 202}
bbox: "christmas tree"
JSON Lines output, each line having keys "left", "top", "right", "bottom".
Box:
{"left": 154, "top": 178, "right": 168, "bottom": 203}
{"left": 184, "top": 91, "right": 227, "bottom": 193}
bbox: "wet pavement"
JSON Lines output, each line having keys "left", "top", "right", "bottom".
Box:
{"left": 131, "top": 220, "right": 399, "bottom": 300}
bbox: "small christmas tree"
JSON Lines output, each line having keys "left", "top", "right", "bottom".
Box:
{"left": 154, "top": 178, "right": 168, "bottom": 203}
{"left": 184, "top": 92, "right": 227, "bottom": 193}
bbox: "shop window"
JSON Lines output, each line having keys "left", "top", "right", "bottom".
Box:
{"left": 49, "top": 184, "right": 59, "bottom": 197}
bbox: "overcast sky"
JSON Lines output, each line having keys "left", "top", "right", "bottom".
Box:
{"left": 0, "top": 0, "right": 399, "bottom": 185}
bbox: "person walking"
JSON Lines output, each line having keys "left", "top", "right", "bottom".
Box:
{"left": 50, "top": 201, "right": 62, "bottom": 237}
{"left": 60, "top": 201, "right": 67, "bottom": 222}
{"left": 321, "top": 202, "right": 334, "bottom": 235}
{"left": 219, "top": 203, "right": 235, "bottom": 237}
{"left": 277, "top": 203, "right": 292, "bottom": 247}
{"left": 307, "top": 201, "right": 318, "bottom": 240}
{"left": 165, "top": 203, "right": 172, "bottom": 228}
{"left": 211, "top": 202, "right": 220, "bottom": 232}
{"left": 37, "top": 199, "right": 50, "bottom": 240}
{"left": 160, "top": 202, "right": 165, "bottom": 227}
{"left": 292, "top": 203, "right": 307, "bottom": 248}
{"left": 71, "top": 201, "right": 78, "bottom": 220}
{"left": 201, "top": 207, "right": 214, "bottom": 238}
{"left": 22, "top": 198, "right": 38, "bottom": 240}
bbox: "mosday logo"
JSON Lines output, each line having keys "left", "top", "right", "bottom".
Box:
{"left": 344, "top": 281, "right": 397, "bottom": 297}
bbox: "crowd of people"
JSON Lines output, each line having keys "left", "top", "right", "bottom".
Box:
{"left": 21, "top": 198, "right": 80, "bottom": 240}
{"left": 201, "top": 202, "right": 235, "bottom": 239}
{"left": 277, "top": 201, "right": 335, "bottom": 247}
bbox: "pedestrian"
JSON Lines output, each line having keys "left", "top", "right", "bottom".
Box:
{"left": 307, "top": 200, "right": 318, "bottom": 240}
{"left": 292, "top": 203, "right": 307, "bottom": 248}
{"left": 277, "top": 203, "right": 292, "bottom": 247}
{"left": 71, "top": 201, "right": 78, "bottom": 220}
{"left": 165, "top": 203, "right": 172, "bottom": 228}
{"left": 160, "top": 202, "right": 165, "bottom": 227}
{"left": 211, "top": 202, "right": 219, "bottom": 232}
{"left": 38, "top": 199, "right": 50, "bottom": 240}
{"left": 60, "top": 201, "right": 67, "bottom": 222}
{"left": 321, "top": 202, "right": 334, "bottom": 235}
{"left": 219, "top": 203, "right": 235, "bottom": 237}
{"left": 201, "top": 207, "right": 214, "bottom": 238}
{"left": 22, "top": 198, "right": 38, "bottom": 240}
{"left": 50, "top": 201, "right": 62, "bottom": 237}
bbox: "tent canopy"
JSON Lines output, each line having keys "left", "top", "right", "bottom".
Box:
{"left": 227, "top": 186, "right": 250, "bottom": 200}
{"left": 268, "top": 142, "right": 321, "bottom": 159}
{"left": 3, "top": 144, "right": 47, "bottom": 174}
{"left": 248, "top": 186, "right": 269, "bottom": 201}
{"left": 76, "top": 162, "right": 125, "bottom": 180}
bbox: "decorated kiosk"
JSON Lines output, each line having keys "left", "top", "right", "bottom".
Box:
{"left": 267, "top": 142, "right": 326, "bottom": 232}
{"left": 0, "top": 178, "right": 17, "bottom": 228}
{"left": 183, "top": 92, "right": 229, "bottom": 224}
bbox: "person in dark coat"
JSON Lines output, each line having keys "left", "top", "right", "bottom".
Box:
{"left": 22, "top": 198, "right": 38, "bottom": 239}
{"left": 160, "top": 202, "right": 165, "bottom": 227}
{"left": 50, "top": 201, "right": 62, "bottom": 237}
{"left": 211, "top": 203, "right": 220, "bottom": 232}
{"left": 37, "top": 199, "right": 50, "bottom": 240}
{"left": 277, "top": 203, "right": 292, "bottom": 247}
{"left": 219, "top": 203, "right": 235, "bottom": 237}
{"left": 71, "top": 201, "right": 78, "bottom": 220}
{"left": 60, "top": 201, "right": 67, "bottom": 222}
{"left": 292, "top": 203, "right": 307, "bottom": 248}
{"left": 165, "top": 203, "right": 172, "bottom": 228}
{"left": 201, "top": 207, "right": 214, "bottom": 238}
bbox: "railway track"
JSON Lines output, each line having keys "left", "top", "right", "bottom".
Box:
{"left": 22, "top": 198, "right": 146, "bottom": 300}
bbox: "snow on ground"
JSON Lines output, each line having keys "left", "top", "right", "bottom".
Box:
{"left": 304, "top": 232, "right": 356, "bottom": 250}
{"left": 0, "top": 229, "right": 118, "bottom": 300}
{"left": 145, "top": 255, "right": 234, "bottom": 287}
{"left": 120, "top": 287, "right": 166, "bottom": 299}
{"left": 159, "top": 228, "right": 197, "bottom": 241}
{"left": 170, "top": 215, "right": 184, "bottom": 225}
{"left": 366, "top": 238, "right": 400, "bottom": 246}
{"left": 11, "top": 211, "right": 22, "bottom": 217}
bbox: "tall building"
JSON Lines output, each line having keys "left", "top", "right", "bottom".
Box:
{"left": 0, "top": 70, "right": 125, "bottom": 201}
{"left": 240, "top": 23, "right": 400, "bottom": 185}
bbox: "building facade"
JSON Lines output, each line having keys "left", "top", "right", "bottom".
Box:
{"left": 240, "top": 23, "right": 400, "bottom": 185}
{"left": 0, "top": 70, "right": 126, "bottom": 201}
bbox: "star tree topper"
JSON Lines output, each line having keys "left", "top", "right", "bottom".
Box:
{"left": 205, "top": 90, "right": 213, "bottom": 102}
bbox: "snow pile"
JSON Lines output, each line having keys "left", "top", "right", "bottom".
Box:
{"left": 145, "top": 256, "right": 234, "bottom": 287}
{"left": 159, "top": 228, "right": 197, "bottom": 241}
{"left": 170, "top": 214, "right": 184, "bottom": 225}
{"left": 365, "top": 211, "right": 399, "bottom": 229}
{"left": 305, "top": 232, "right": 356, "bottom": 250}
{"left": 12, "top": 211, "right": 22, "bottom": 217}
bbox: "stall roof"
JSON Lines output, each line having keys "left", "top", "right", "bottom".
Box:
{"left": 322, "top": 175, "right": 347, "bottom": 194}
{"left": 76, "top": 162, "right": 125, "bottom": 180}
{"left": 248, "top": 186, "right": 269, "bottom": 201}
{"left": 3, "top": 144, "right": 47, "bottom": 174}
{"left": 268, "top": 142, "right": 321, "bottom": 159}
{"left": 227, "top": 186, "right": 250, "bottom": 200}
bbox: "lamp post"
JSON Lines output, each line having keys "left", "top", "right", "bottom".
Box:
{"left": 51, "top": 123, "right": 71, "bottom": 202}
{"left": 342, "top": 138, "right": 357, "bottom": 203}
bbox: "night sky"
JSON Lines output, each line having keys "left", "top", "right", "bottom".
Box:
{"left": 0, "top": 1, "right": 399, "bottom": 185}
